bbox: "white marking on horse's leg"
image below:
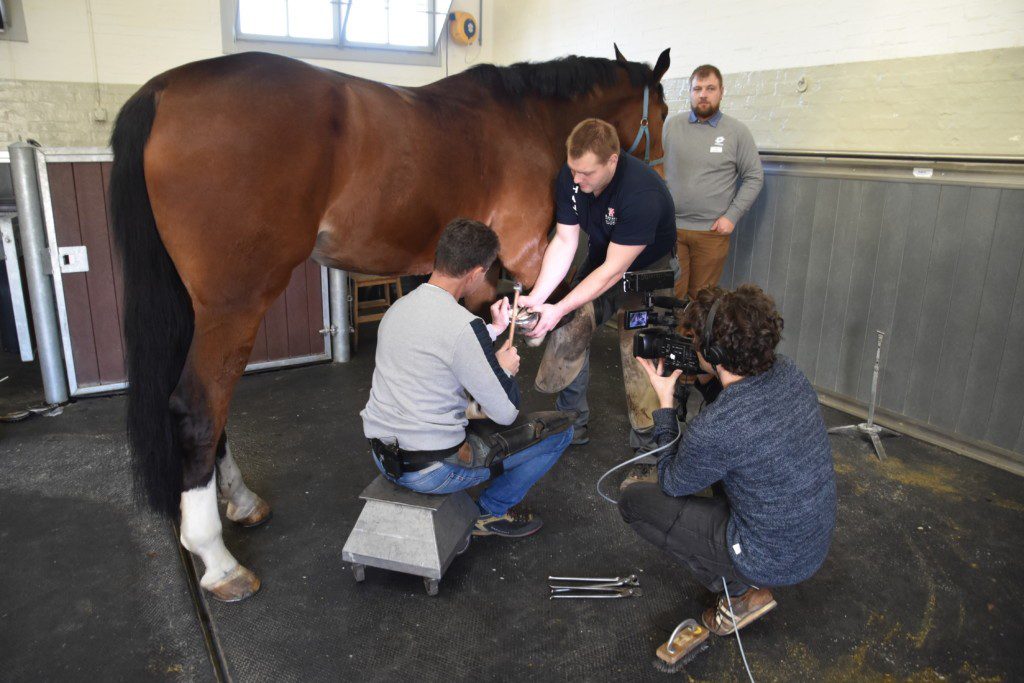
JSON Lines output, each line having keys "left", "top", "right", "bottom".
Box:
{"left": 217, "top": 443, "right": 261, "bottom": 522}
{"left": 179, "top": 477, "right": 239, "bottom": 589}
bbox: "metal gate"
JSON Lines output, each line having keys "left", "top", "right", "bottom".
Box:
{"left": 34, "top": 149, "right": 331, "bottom": 396}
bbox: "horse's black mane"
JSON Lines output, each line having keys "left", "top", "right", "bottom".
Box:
{"left": 464, "top": 55, "right": 662, "bottom": 101}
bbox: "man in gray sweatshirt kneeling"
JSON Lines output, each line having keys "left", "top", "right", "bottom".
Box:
{"left": 361, "top": 219, "right": 573, "bottom": 538}
{"left": 619, "top": 285, "right": 835, "bottom": 636}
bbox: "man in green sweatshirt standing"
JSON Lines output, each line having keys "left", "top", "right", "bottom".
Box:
{"left": 664, "top": 64, "right": 764, "bottom": 301}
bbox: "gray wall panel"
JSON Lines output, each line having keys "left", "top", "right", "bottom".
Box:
{"left": 748, "top": 174, "right": 779, "bottom": 288}
{"left": 879, "top": 184, "right": 941, "bottom": 413}
{"left": 731, "top": 190, "right": 764, "bottom": 286}
{"left": 855, "top": 183, "right": 912, "bottom": 404}
{"left": 836, "top": 182, "right": 886, "bottom": 398}
{"left": 981, "top": 190, "right": 1024, "bottom": 451}
{"left": 707, "top": 163, "right": 1023, "bottom": 460}
{"left": 794, "top": 179, "right": 840, "bottom": 379}
{"left": 766, "top": 175, "right": 800, "bottom": 319}
{"left": 778, "top": 177, "right": 819, "bottom": 358}
{"left": 959, "top": 190, "right": 1024, "bottom": 441}
{"left": 928, "top": 188, "right": 1000, "bottom": 431}
{"left": 903, "top": 185, "right": 971, "bottom": 423}
{"left": 722, "top": 197, "right": 748, "bottom": 288}
{"left": 815, "top": 181, "right": 865, "bottom": 391}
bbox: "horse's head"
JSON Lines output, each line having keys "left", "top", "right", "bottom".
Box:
{"left": 608, "top": 44, "right": 671, "bottom": 170}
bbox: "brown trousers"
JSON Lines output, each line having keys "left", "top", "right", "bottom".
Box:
{"left": 674, "top": 229, "right": 731, "bottom": 301}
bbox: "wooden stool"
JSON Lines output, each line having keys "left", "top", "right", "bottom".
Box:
{"left": 348, "top": 273, "right": 403, "bottom": 351}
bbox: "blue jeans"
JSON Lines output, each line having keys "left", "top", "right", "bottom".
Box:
{"left": 371, "top": 428, "right": 573, "bottom": 517}
{"left": 556, "top": 350, "right": 590, "bottom": 429}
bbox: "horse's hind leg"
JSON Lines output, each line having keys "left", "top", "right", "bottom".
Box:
{"left": 173, "top": 307, "right": 265, "bottom": 602}
{"left": 216, "top": 431, "right": 271, "bottom": 527}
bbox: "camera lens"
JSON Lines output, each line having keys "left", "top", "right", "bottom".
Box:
{"left": 632, "top": 330, "right": 661, "bottom": 359}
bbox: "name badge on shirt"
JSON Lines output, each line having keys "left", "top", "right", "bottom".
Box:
{"left": 710, "top": 146, "right": 723, "bottom": 153}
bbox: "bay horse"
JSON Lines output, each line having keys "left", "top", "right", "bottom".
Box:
{"left": 110, "top": 45, "right": 671, "bottom": 602}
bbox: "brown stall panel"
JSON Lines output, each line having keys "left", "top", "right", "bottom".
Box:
{"left": 44, "top": 160, "right": 329, "bottom": 394}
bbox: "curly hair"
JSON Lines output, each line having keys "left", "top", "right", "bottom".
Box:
{"left": 679, "top": 284, "right": 784, "bottom": 376}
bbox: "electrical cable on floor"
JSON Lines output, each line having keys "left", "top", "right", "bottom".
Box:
{"left": 722, "top": 580, "right": 757, "bottom": 683}
{"left": 595, "top": 424, "right": 680, "bottom": 504}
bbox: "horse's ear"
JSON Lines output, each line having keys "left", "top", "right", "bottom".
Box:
{"left": 614, "top": 43, "right": 628, "bottom": 64}
{"left": 653, "top": 48, "right": 671, "bottom": 82}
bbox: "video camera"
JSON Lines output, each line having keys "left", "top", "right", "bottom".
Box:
{"left": 621, "top": 269, "right": 701, "bottom": 375}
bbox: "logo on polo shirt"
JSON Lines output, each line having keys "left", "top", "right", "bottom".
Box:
{"left": 605, "top": 207, "right": 617, "bottom": 226}
{"left": 715, "top": 136, "right": 725, "bottom": 145}
{"left": 572, "top": 184, "right": 579, "bottom": 215}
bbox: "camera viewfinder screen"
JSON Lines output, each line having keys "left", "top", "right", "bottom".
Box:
{"left": 627, "top": 311, "right": 648, "bottom": 329}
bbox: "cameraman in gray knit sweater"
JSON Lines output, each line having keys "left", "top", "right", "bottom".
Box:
{"left": 619, "top": 285, "right": 836, "bottom": 636}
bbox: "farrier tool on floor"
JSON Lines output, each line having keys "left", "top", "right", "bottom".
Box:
{"left": 548, "top": 574, "right": 642, "bottom": 599}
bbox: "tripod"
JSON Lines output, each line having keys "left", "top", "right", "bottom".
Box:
{"left": 828, "top": 330, "right": 899, "bottom": 461}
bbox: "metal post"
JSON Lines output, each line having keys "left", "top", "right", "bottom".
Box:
{"left": 865, "top": 331, "right": 883, "bottom": 428}
{"left": 827, "top": 330, "right": 897, "bottom": 461}
{"left": 0, "top": 214, "right": 34, "bottom": 361}
{"left": 8, "top": 142, "right": 69, "bottom": 405}
{"left": 329, "top": 267, "right": 351, "bottom": 363}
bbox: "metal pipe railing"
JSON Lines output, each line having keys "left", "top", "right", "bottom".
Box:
{"left": 8, "top": 142, "right": 69, "bottom": 405}
{"left": 329, "top": 267, "right": 351, "bottom": 363}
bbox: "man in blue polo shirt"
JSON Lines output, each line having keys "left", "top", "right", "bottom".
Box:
{"left": 519, "top": 118, "right": 676, "bottom": 445}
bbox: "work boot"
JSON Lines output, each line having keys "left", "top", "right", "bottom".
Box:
{"left": 473, "top": 504, "right": 544, "bottom": 538}
{"left": 619, "top": 463, "right": 658, "bottom": 492}
{"left": 702, "top": 587, "right": 777, "bottom": 636}
{"left": 570, "top": 425, "right": 590, "bottom": 446}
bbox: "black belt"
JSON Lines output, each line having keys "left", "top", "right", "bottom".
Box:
{"left": 369, "top": 438, "right": 464, "bottom": 476}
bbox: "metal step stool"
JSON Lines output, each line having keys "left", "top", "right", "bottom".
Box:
{"left": 342, "top": 475, "right": 477, "bottom": 596}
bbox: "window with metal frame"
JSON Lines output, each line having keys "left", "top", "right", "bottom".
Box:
{"left": 235, "top": 0, "right": 450, "bottom": 53}
{"left": 0, "top": 0, "right": 30, "bottom": 42}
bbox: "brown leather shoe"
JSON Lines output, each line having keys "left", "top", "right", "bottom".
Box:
{"left": 702, "top": 587, "right": 777, "bottom": 636}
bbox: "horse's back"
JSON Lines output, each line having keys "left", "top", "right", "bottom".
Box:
{"left": 138, "top": 51, "right": 556, "bottom": 283}
{"left": 143, "top": 53, "right": 345, "bottom": 294}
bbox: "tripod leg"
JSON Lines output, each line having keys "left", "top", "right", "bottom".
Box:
{"left": 869, "top": 431, "right": 887, "bottom": 461}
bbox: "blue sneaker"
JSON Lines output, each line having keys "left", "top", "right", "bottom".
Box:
{"left": 473, "top": 505, "right": 544, "bottom": 538}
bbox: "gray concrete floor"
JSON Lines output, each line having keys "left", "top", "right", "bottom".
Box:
{"left": 1, "top": 326, "right": 1022, "bottom": 681}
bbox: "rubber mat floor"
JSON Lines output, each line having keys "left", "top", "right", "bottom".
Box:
{"left": 1, "top": 326, "right": 1022, "bottom": 681}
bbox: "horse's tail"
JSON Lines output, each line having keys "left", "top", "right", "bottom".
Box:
{"left": 110, "top": 84, "right": 194, "bottom": 518}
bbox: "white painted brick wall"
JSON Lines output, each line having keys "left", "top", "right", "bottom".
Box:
{"left": 0, "top": 0, "right": 493, "bottom": 85}
{"left": 487, "top": 1, "right": 1024, "bottom": 155}
{"left": 491, "top": 0, "right": 1024, "bottom": 77}
{"left": 0, "top": 0, "right": 494, "bottom": 146}
{"left": 3, "top": 0, "right": 1021, "bottom": 152}
{"left": 654, "top": 47, "right": 1024, "bottom": 154}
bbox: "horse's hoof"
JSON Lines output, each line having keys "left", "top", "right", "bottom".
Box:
{"left": 525, "top": 334, "right": 546, "bottom": 348}
{"left": 228, "top": 495, "right": 272, "bottom": 527}
{"left": 206, "top": 564, "right": 261, "bottom": 603}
